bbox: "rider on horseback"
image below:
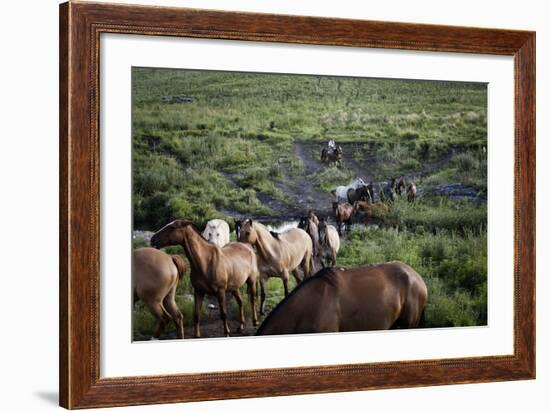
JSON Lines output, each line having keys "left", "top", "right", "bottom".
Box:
{"left": 327, "top": 139, "right": 336, "bottom": 155}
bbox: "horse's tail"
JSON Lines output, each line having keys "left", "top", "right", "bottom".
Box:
{"left": 171, "top": 255, "right": 187, "bottom": 280}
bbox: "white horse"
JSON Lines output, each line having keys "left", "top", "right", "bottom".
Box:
{"left": 332, "top": 178, "right": 366, "bottom": 202}
{"left": 202, "top": 219, "right": 230, "bottom": 247}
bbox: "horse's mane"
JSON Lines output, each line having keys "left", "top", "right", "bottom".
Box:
{"left": 256, "top": 268, "right": 341, "bottom": 335}
{"left": 269, "top": 231, "right": 281, "bottom": 240}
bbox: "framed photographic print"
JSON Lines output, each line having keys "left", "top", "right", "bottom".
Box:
{"left": 59, "top": 1, "right": 535, "bottom": 408}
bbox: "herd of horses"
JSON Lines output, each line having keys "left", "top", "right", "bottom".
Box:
{"left": 134, "top": 190, "right": 426, "bottom": 339}
{"left": 331, "top": 176, "right": 417, "bottom": 235}
{"left": 133, "top": 143, "right": 425, "bottom": 340}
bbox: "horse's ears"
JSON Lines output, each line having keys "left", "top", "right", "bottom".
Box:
{"left": 174, "top": 219, "right": 192, "bottom": 228}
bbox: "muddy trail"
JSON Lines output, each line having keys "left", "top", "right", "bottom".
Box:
{"left": 230, "top": 141, "right": 483, "bottom": 223}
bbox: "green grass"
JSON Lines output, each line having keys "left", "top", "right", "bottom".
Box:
{"left": 337, "top": 227, "right": 487, "bottom": 327}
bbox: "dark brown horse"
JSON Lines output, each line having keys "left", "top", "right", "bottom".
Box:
{"left": 333, "top": 201, "right": 354, "bottom": 235}
{"left": 256, "top": 262, "right": 428, "bottom": 335}
{"left": 150, "top": 220, "right": 258, "bottom": 337}
{"left": 347, "top": 185, "right": 372, "bottom": 204}
{"left": 380, "top": 178, "right": 397, "bottom": 203}
{"left": 396, "top": 177, "right": 407, "bottom": 196}
{"left": 321, "top": 145, "right": 343, "bottom": 167}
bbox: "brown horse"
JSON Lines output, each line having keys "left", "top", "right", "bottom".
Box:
{"left": 307, "top": 210, "right": 320, "bottom": 226}
{"left": 321, "top": 145, "right": 343, "bottom": 167}
{"left": 396, "top": 177, "right": 407, "bottom": 196}
{"left": 407, "top": 182, "right": 417, "bottom": 203}
{"left": 317, "top": 218, "right": 340, "bottom": 268}
{"left": 133, "top": 248, "right": 186, "bottom": 339}
{"left": 298, "top": 214, "right": 320, "bottom": 264}
{"left": 333, "top": 201, "right": 354, "bottom": 235}
{"left": 256, "top": 262, "right": 428, "bottom": 335}
{"left": 238, "top": 219, "right": 313, "bottom": 315}
{"left": 150, "top": 220, "right": 258, "bottom": 337}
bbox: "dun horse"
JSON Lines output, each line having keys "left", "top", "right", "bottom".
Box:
{"left": 407, "top": 182, "right": 417, "bottom": 203}
{"left": 298, "top": 214, "right": 320, "bottom": 264}
{"left": 317, "top": 218, "right": 340, "bottom": 268}
{"left": 133, "top": 248, "right": 187, "bottom": 339}
{"left": 150, "top": 220, "right": 258, "bottom": 337}
{"left": 238, "top": 219, "right": 313, "bottom": 315}
{"left": 333, "top": 201, "right": 354, "bottom": 235}
{"left": 257, "top": 262, "right": 428, "bottom": 335}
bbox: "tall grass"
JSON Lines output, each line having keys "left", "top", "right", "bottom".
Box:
{"left": 337, "top": 227, "right": 487, "bottom": 327}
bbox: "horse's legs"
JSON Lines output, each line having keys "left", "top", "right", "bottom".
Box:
{"left": 291, "top": 269, "right": 303, "bottom": 284}
{"left": 163, "top": 287, "right": 184, "bottom": 339}
{"left": 148, "top": 301, "right": 171, "bottom": 340}
{"left": 193, "top": 290, "right": 205, "bottom": 338}
{"left": 300, "top": 249, "right": 313, "bottom": 279}
{"left": 281, "top": 270, "right": 290, "bottom": 297}
{"left": 216, "top": 290, "right": 230, "bottom": 336}
{"left": 247, "top": 278, "right": 258, "bottom": 326}
{"left": 231, "top": 289, "right": 245, "bottom": 333}
{"left": 259, "top": 275, "right": 268, "bottom": 316}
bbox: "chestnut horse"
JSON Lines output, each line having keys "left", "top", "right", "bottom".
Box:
{"left": 333, "top": 201, "right": 354, "bottom": 235}
{"left": 317, "top": 218, "right": 340, "bottom": 268}
{"left": 256, "top": 262, "right": 428, "bottom": 335}
{"left": 150, "top": 220, "right": 258, "bottom": 337}
{"left": 238, "top": 219, "right": 313, "bottom": 315}
{"left": 133, "top": 248, "right": 186, "bottom": 339}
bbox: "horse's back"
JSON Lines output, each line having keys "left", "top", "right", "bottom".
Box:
{"left": 282, "top": 228, "right": 313, "bottom": 263}
{"left": 256, "top": 271, "right": 340, "bottom": 335}
{"left": 219, "top": 242, "right": 258, "bottom": 282}
{"left": 337, "top": 263, "right": 427, "bottom": 330}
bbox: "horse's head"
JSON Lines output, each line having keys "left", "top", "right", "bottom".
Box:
{"left": 332, "top": 201, "right": 339, "bottom": 212}
{"left": 150, "top": 219, "right": 192, "bottom": 249}
{"left": 318, "top": 218, "right": 327, "bottom": 244}
{"left": 237, "top": 218, "right": 258, "bottom": 245}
